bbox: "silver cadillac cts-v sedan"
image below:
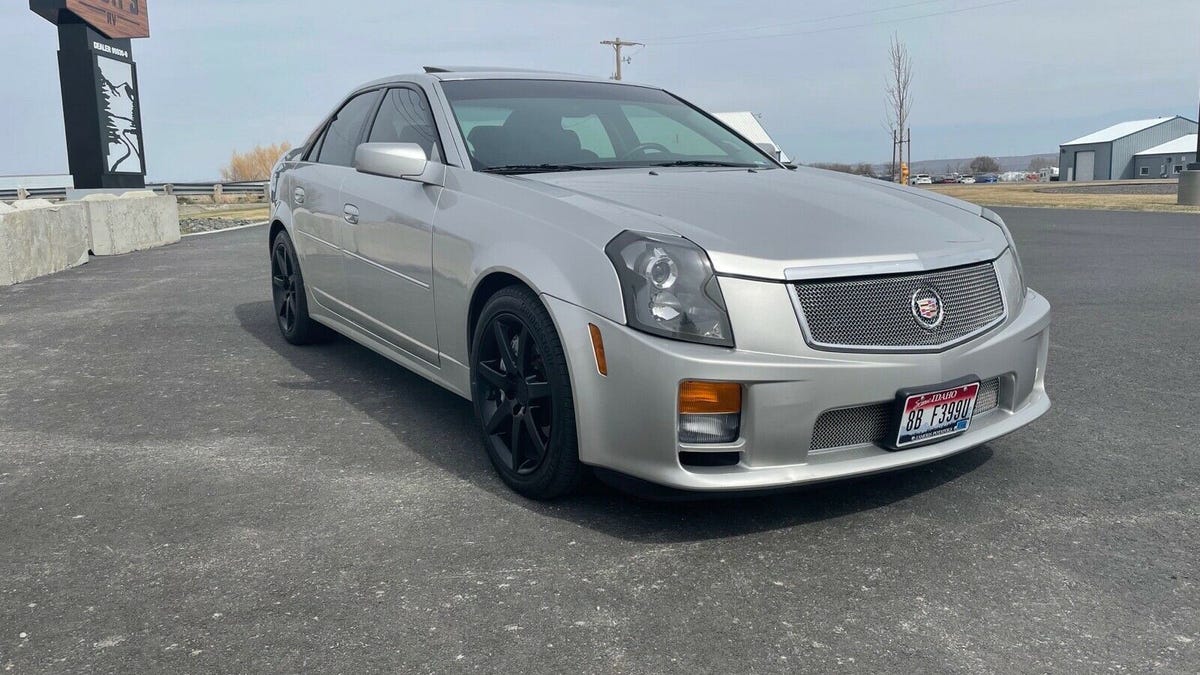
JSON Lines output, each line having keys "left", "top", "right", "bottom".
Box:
{"left": 268, "top": 67, "right": 1050, "bottom": 499}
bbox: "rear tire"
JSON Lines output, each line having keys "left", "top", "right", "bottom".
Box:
{"left": 470, "top": 286, "right": 584, "bottom": 500}
{"left": 271, "top": 230, "right": 332, "bottom": 345}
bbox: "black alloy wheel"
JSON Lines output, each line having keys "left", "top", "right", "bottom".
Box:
{"left": 471, "top": 286, "right": 583, "bottom": 499}
{"left": 272, "top": 239, "right": 299, "bottom": 334}
{"left": 270, "top": 230, "right": 330, "bottom": 345}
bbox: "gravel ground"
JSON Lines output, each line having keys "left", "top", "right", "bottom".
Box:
{"left": 0, "top": 208, "right": 1197, "bottom": 673}
{"left": 179, "top": 217, "right": 261, "bottom": 235}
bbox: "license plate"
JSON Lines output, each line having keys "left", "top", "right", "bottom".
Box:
{"left": 892, "top": 380, "right": 980, "bottom": 449}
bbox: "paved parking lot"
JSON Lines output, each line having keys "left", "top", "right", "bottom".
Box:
{"left": 1, "top": 208, "right": 1197, "bottom": 673}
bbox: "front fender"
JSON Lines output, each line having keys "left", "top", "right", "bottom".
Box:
{"left": 433, "top": 169, "right": 630, "bottom": 370}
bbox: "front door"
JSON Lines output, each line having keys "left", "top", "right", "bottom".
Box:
{"left": 290, "top": 89, "right": 381, "bottom": 312}
{"left": 340, "top": 87, "right": 445, "bottom": 365}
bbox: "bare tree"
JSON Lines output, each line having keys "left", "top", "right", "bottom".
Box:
{"left": 1027, "top": 156, "right": 1056, "bottom": 172}
{"left": 885, "top": 34, "right": 914, "bottom": 182}
{"left": 810, "top": 162, "right": 878, "bottom": 178}
{"left": 853, "top": 162, "right": 877, "bottom": 178}
{"left": 970, "top": 156, "right": 1001, "bottom": 175}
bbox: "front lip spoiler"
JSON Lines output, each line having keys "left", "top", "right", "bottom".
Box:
{"left": 592, "top": 444, "right": 987, "bottom": 501}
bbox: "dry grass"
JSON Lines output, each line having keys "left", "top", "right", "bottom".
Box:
{"left": 926, "top": 181, "right": 1200, "bottom": 213}
{"left": 179, "top": 203, "right": 270, "bottom": 221}
{"left": 221, "top": 142, "right": 292, "bottom": 182}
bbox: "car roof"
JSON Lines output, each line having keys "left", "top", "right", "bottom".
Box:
{"left": 354, "top": 67, "right": 633, "bottom": 91}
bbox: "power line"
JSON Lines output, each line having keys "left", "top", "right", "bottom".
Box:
{"left": 646, "top": 0, "right": 948, "bottom": 44}
{"left": 649, "top": 0, "right": 1023, "bottom": 48}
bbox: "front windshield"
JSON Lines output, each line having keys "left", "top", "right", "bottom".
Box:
{"left": 439, "top": 79, "right": 777, "bottom": 173}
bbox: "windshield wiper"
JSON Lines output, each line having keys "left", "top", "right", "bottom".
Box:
{"left": 648, "top": 160, "right": 760, "bottom": 168}
{"left": 480, "top": 164, "right": 604, "bottom": 175}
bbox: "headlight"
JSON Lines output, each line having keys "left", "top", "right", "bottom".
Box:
{"left": 606, "top": 231, "right": 734, "bottom": 347}
{"left": 982, "top": 208, "right": 1026, "bottom": 297}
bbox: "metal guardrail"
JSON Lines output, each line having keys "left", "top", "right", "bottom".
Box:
{"left": 0, "top": 181, "right": 268, "bottom": 202}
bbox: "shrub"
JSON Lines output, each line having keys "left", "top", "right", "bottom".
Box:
{"left": 220, "top": 142, "right": 292, "bottom": 182}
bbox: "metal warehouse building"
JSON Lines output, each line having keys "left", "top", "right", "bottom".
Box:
{"left": 1133, "top": 134, "right": 1198, "bottom": 179}
{"left": 1058, "top": 116, "right": 1197, "bottom": 181}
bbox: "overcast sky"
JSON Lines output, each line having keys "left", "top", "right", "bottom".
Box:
{"left": 2, "top": 0, "right": 1197, "bottom": 180}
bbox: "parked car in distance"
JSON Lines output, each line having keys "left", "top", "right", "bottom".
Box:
{"left": 975, "top": 174, "right": 998, "bottom": 183}
{"left": 959, "top": 175, "right": 976, "bottom": 184}
{"left": 910, "top": 173, "right": 933, "bottom": 185}
{"left": 268, "top": 68, "right": 1050, "bottom": 499}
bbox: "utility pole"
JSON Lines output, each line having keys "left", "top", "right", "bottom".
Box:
{"left": 891, "top": 129, "right": 898, "bottom": 183}
{"left": 601, "top": 37, "right": 643, "bottom": 81}
{"left": 892, "top": 127, "right": 911, "bottom": 184}
{"left": 1178, "top": 89, "right": 1200, "bottom": 205}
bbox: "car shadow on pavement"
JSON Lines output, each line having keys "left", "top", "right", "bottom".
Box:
{"left": 236, "top": 300, "right": 992, "bottom": 544}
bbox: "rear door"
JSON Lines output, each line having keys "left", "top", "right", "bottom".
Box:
{"left": 339, "top": 86, "right": 445, "bottom": 365}
{"left": 290, "top": 89, "right": 381, "bottom": 311}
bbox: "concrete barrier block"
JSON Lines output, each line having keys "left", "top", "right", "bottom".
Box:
{"left": 0, "top": 202, "right": 90, "bottom": 287}
{"left": 0, "top": 202, "right": 15, "bottom": 214}
{"left": 10, "top": 199, "right": 57, "bottom": 211}
{"left": 83, "top": 194, "right": 181, "bottom": 256}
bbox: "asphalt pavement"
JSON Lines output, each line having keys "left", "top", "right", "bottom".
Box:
{"left": 1, "top": 207, "right": 1197, "bottom": 673}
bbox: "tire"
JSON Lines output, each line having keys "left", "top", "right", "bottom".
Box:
{"left": 270, "top": 230, "right": 332, "bottom": 345}
{"left": 470, "top": 286, "right": 584, "bottom": 500}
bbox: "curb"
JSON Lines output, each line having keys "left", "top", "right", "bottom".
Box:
{"left": 182, "top": 220, "right": 270, "bottom": 238}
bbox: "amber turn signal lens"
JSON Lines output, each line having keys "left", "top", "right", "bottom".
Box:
{"left": 679, "top": 381, "right": 742, "bottom": 414}
{"left": 588, "top": 323, "right": 608, "bottom": 376}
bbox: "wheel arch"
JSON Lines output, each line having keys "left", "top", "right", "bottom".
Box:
{"left": 467, "top": 269, "right": 538, "bottom": 350}
{"left": 268, "top": 220, "right": 287, "bottom": 250}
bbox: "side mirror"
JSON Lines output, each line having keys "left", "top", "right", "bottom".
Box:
{"left": 354, "top": 143, "right": 440, "bottom": 185}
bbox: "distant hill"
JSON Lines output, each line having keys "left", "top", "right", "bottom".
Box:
{"left": 892, "top": 154, "right": 1057, "bottom": 175}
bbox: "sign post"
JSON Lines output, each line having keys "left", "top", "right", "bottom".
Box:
{"left": 30, "top": 1, "right": 151, "bottom": 190}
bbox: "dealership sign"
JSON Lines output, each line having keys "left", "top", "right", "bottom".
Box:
{"left": 31, "top": 0, "right": 150, "bottom": 189}
{"left": 32, "top": 0, "right": 151, "bottom": 39}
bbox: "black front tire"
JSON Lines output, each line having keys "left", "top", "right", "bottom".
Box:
{"left": 470, "top": 286, "right": 584, "bottom": 500}
{"left": 271, "top": 230, "right": 332, "bottom": 345}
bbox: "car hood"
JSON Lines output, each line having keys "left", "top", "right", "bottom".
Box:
{"left": 523, "top": 167, "right": 1007, "bottom": 280}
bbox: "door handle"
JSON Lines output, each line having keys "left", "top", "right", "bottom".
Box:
{"left": 293, "top": 187, "right": 306, "bottom": 205}
{"left": 343, "top": 204, "right": 360, "bottom": 225}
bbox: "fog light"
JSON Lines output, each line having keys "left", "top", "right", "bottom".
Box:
{"left": 679, "top": 381, "right": 741, "bottom": 444}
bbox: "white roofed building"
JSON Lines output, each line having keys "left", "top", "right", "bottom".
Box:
{"left": 714, "top": 112, "right": 791, "bottom": 163}
{"left": 1058, "top": 116, "right": 1196, "bottom": 181}
{"left": 1132, "top": 134, "right": 1198, "bottom": 179}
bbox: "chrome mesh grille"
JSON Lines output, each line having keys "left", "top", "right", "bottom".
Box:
{"left": 810, "top": 377, "right": 1002, "bottom": 451}
{"left": 794, "top": 262, "right": 1005, "bottom": 351}
{"left": 809, "top": 403, "right": 892, "bottom": 452}
{"left": 976, "top": 377, "right": 1000, "bottom": 415}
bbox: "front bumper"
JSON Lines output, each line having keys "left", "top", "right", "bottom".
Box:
{"left": 545, "top": 282, "right": 1051, "bottom": 493}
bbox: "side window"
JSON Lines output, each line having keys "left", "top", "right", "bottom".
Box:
{"left": 563, "top": 114, "right": 616, "bottom": 159}
{"left": 368, "top": 88, "right": 444, "bottom": 163}
{"left": 303, "top": 128, "right": 327, "bottom": 162}
{"left": 316, "top": 91, "right": 379, "bottom": 167}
